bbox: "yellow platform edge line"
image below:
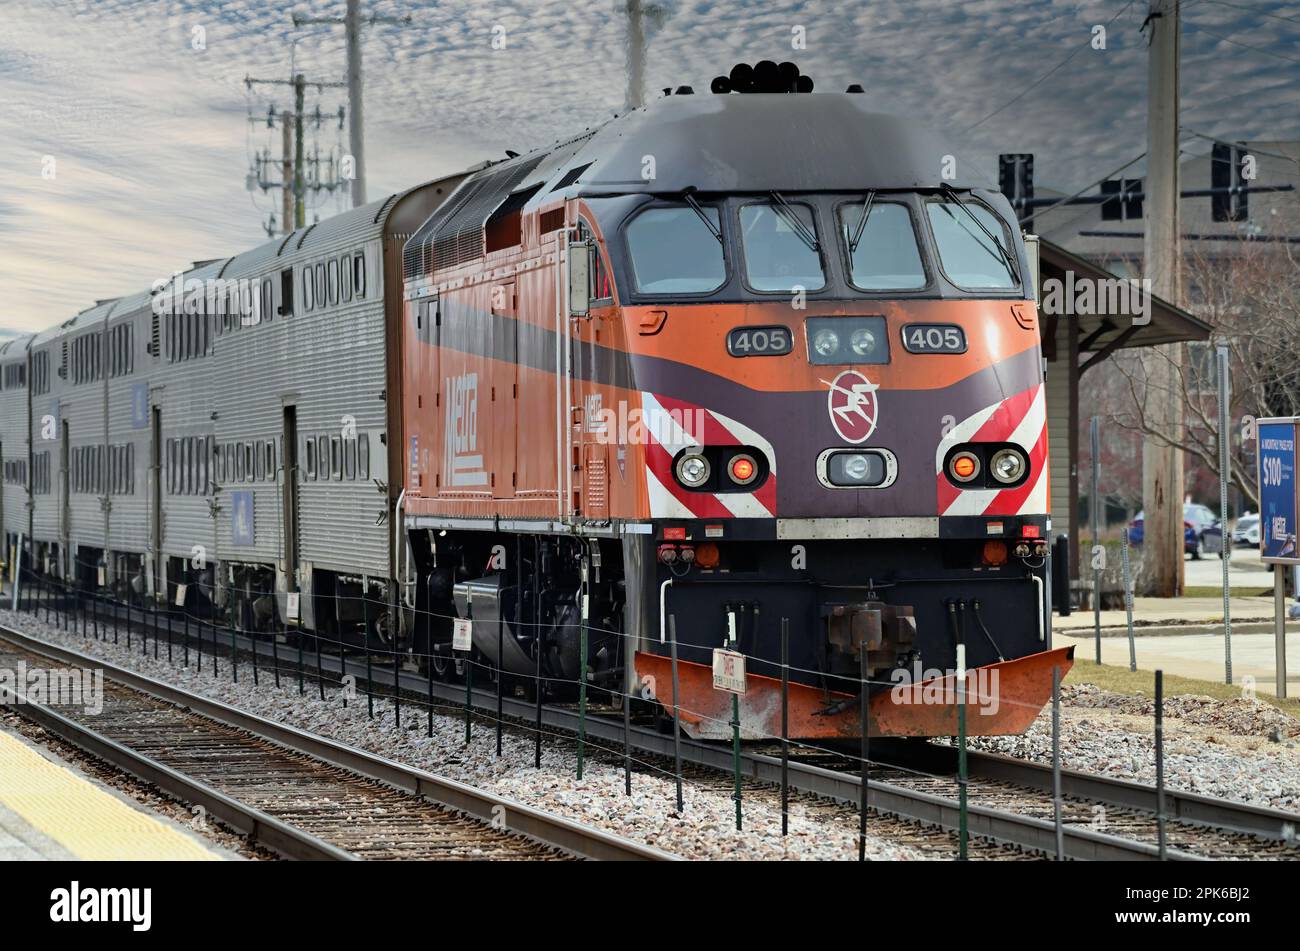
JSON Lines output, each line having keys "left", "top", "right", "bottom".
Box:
{"left": 0, "top": 727, "right": 221, "bottom": 861}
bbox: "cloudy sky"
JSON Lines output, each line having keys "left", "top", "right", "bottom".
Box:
{"left": 1, "top": 0, "right": 1297, "bottom": 333}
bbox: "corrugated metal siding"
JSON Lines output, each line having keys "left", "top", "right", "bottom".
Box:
{"left": 105, "top": 299, "right": 151, "bottom": 554}
{"left": 216, "top": 225, "right": 390, "bottom": 576}
{"left": 152, "top": 260, "right": 223, "bottom": 562}
{"left": 0, "top": 335, "right": 34, "bottom": 545}
{"left": 1046, "top": 352, "right": 1072, "bottom": 542}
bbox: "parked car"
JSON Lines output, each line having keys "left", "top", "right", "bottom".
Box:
{"left": 1232, "top": 512, "right": 1260, "bottom": 547}
{"left": 1127, "top": 503, "right": 1222, "bottom": 559}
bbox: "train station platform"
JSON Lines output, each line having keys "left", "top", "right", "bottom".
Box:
{"left": 0, "top": 725, "right": 224, "bottom": 860}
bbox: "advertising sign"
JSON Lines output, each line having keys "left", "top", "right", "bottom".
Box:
{"left": 1258, "top": 418, "right": 1300, "bottom": 564}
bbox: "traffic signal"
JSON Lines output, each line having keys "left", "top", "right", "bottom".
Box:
{"left": 999, "top": 153, "right": 1034, "bottom": 225}
{"left": 1100, "top": 179, "right": 1143, "bottom": 221}
{"left": 1212, "top": 142, "right": 1248, "bottom": 222}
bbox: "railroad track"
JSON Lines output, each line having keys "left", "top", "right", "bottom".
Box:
{"left": 12, "top": 596, "right": 1300, "bottom": 860}
{"left": 0, "top": 626, "right": 672, "bottom": 862}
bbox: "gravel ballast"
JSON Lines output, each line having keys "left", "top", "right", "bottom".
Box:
{"left": 0, "top": 607, "right": 924, "bottom": 861}
{"left": 968, "top": 683, "right": 1300, "bottom": 813}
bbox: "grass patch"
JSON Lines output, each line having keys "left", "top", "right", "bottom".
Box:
{"left": 1183, "top": 585, "right": 1273, "bottom": 599}
{"left": 1065, "top": 658, "right": 1300, "bottom": 719}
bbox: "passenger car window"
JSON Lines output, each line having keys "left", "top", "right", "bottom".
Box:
{"left": 926, "top": 200, "right": 1018, "bottom": 290}
{"left": 839, "top": 202, "right": 927, "bottom": 290}
{"left": 739, "top": 202, "right": 825, "bottom": 292}
{"left": 625, "top": 205, "right": 725, "bottom": 294}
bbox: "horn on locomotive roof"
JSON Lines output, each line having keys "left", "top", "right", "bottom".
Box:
{"left": 711, "top": 61, "right": 814, "bottom": 94}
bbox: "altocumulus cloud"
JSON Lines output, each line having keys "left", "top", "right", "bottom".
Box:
{"left": 0, "top": 0, "right": 1296, "bottom": 331}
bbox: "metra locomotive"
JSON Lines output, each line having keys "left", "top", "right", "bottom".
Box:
{"left": 1, "top": 62, "right": 1071, "bottom": 741}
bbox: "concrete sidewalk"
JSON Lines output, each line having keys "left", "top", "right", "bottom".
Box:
{"left": 1056, "top": 628, "right": 1298, "bottom": 698}
{"left": 1056, "top": 596, "right": 1278, "bottom": 636}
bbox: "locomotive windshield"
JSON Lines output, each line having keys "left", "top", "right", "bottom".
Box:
{"left": 838, "top": 202, "right": 927, "bottom": 290}
{"left": 926, "top": 199, "right": 1018, "bottom": 290}
{"left": 612, "top": 191, "right": 1023, "bottom": 302}
{"left": 738, "top": 201, "right": 825, "bottom": 292}
{"left": 625, "top": 205, "right": 726, "bottom": 293}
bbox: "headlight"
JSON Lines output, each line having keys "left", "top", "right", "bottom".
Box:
{"left": 825, "top": 450, "right": 887, "bottom": 487}
{"left": 675, "top": 452, "right": 711, "bottom": 488}
{"left": 990, "top": 448, "right": 1027, "bottom": 484}
{"left": 812, "top": 328, "right": 840, "bottom": 358}
{"left": 849, "top": 328, "right": 876, "bottom": 357}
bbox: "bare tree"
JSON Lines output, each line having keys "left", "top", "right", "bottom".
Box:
{"left": 1103, "top": 210, "right": 1300, "bottom": 510}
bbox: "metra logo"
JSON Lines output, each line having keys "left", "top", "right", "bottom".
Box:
{"left": 49, "top": 882, "right": 151, "bottom": 932}
{"left": 444, "top": 371, "right": 488, "bottom": 487}
{"left": 822, "top": 369, "right": 879, "bottom": 444}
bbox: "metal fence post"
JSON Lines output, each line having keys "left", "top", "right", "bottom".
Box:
{"left": 1052, "top": 665, "right": 1063, "bottom": 860}
{"left": 496, "top": 606, "right": 505, "bottom": 759}
{"left": 781, "top": 618, "right": 789, "bottom": 838}
{"left": 464, "top": 596, "right": 473, "bottom": 745}
{"left": 1121, "top": 527, "right": 1136, "bottom": 672}
{"left": 577, "top": 585, "right": 588, "bottom": 780}
{"left": 858, "top": 647, "right": 869, "bottom": 861}
{"left": 1091, "top": 416, "right": 1102, "bottom": 665}
{"left": 956, "top": 600, "right": 969, "bottom": 861}
{"left": 1155, "top": 669, "right": 1167, "bottom": 860}
{"left": 1217, "top": 345, "right": 1233, "bottom": 684}
{"left": 668, "top": 614, "right": 684, "bottom": 815}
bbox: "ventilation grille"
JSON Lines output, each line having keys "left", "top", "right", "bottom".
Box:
{"left": 404, "top": 156, "right": 542, "bottom": 280}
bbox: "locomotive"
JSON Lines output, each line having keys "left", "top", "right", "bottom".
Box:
{"left": 0, "top": 61, "right": 1071, "bottom": 742}
{"left": 400, "top": 63, "right": 1072, "bottom": 740}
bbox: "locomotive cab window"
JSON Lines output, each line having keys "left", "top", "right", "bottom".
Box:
{"left": 624, "top": 205, "right": 725, "bottom": 294}
{"left": 576, "top": 220, "right": 614, "bottom": 302}
{"left": 926, "top": 199, "right": 1018, "bottom": 291}
{"left": 838, "top": 201, "right": 927, "bottom": 290}
{"left": 738, "top": 201, "right": 825, "bottom": 292}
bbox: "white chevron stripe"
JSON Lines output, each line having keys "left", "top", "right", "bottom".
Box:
{"left": 645, "top": 467, "right": 696, "bottom": 519}
{"left": 717, "top": 492, "right": 773, "bottom": 518}
{"left": 1017, "top": 465, "right": 1049, "bottom": 515}
{"left": 934, "top": 401, "right": 1001, "bottom": 474}
{"left": 938, "top": 384, "right": 1046, "bottom": 518}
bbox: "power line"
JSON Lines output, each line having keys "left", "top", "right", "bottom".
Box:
{"left": 1192, "top": 0, "right": 1300, "bottom": 26}
{"left": 961, "top": 0, "right": 1139, "bottom": 134}
{"left": 1183, "top": 22, "right": 1300, "bottom": 65}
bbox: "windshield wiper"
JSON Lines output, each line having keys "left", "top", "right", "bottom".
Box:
{"left": 768, "top": 191, "right": 819, "bottom": 253}
{"left": 937, "top": 183, "right": 1021, "bottom": 283}
{"left": 848, "top": 189, "right": 877, "bottom": 254}
{"left": 680, "top": 188, "right": 723, "bottom": 244}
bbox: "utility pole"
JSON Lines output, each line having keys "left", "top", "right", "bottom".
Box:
{"left": 281, "top": 119, "right": 293, "bottom": 234}
{"left": 1141, "top": 0, "right": 1185, "bottom": 597}
{"left": 294, "top": 74, "right": 307, "bottom": 229}
{"left": 246, "top": 72, "right": 347, "bottom": 232}
{"left": 618, "top": 0, "right": 674, "bottom": 111}
{"left": 626, "top": 0, "right": 645, "bottom": 110}
{"left": 292, "top": 1, "right": 411, "bottom": 208}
